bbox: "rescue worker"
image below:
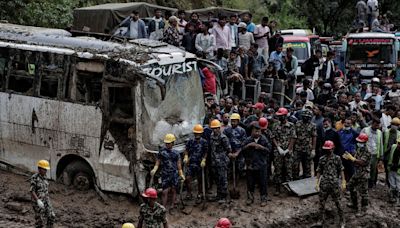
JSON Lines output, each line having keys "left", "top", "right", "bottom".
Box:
{"left": 259, "top": 117, "right": 274, "bottom": 181}
{"left": 316, "top": 141, "right": 346, "bottom": 227}
{"left": 293, "top": 109, "right": 317, "bottom": 179}
{"left": 183, "top": 124, "right": 208, "bottom": 203}
{"left": 122, "top": 223, "right": 135, "bottom": 228}
{"left": 386, "top": 138, "right": 400, "bottom": 204}
{"left": 209, "top": 119, "right": 232, "bottom": 203}
{"left": 215, "top": 217, "right": 232, "bottom": 228}
{"left": 138, "top": 188, "right": 168, "bottom": 228}
{"left": 223, "top": 113, "right": 246, "bottom": 172}
{"left": 271, "top": 107, "right": 296, "bottom": 195}
{"left": 150, "top": 134, "right": 185, "bottom": 212}
{"left": 342, "top": 133, "right": 371, "bottom": 217}
{"left": 242, "top": 123, "right": 271, "bottom": 206}
{"left": 30, "top": 159, "right": 55, "bottom": 228}
{"left": 383, "top": 118, "right": 400, "bottom": 186}
{"left": 360, "top": 118, "right": 383, "bottom": 188}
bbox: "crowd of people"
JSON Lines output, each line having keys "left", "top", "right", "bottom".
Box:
{"left": 353, "top": 0, "right": 396, "bottom": 32}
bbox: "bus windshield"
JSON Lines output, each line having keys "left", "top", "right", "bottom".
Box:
{"left": 347, "top": 38, "right": 395, "bottom": 64}
{"left": 283, "top": 42, "right": 309, "bottom": 61}
{"left": 141, "top": 68, "right": 204, "bottom": 150}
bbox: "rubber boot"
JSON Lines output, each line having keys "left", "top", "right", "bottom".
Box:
{"left": 347, "top": 191, "right": 358, "bottom": 211}
{"left": 357, "top": 198, "right": 368, "bottom": 217}
{"left": 389, "top": 190, "right": 397, "bottom": 204}
{"left": 246, "top": 191, "right": 254, "bottom": 206}
{"left": 273, "top": 185, "right": 281, "bottom": 196}
{"left": 339, "top": 213, "right": 345, "bottom": 228}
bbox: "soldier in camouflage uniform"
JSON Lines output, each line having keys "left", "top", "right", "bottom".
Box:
{"left": 30, "top": 160, "right": 55, "bottom": 228}
{"left": 223, "top": 113, "right": 247, "bottom": 172}
{"left": 209, "top": 119, "right": 232, "bottom": 203}
{"left": 183, "top": 124, "right": 208, "bottom": 203}
{"left": 342, "top": 133, "right": 371, "bottom": 217}
{"left": 316, "top": 141, "right": 346, "bottom": 227}
{"left": 138, "top": 188, "right": 168, "bottom": 228}
{"left": 150, "top": 134, "right": 185, "bottom": 212}
{"left": 271, "top": 108, "right": 296, "bottom": 195}
{"left": 293, "top": 109, "right": 317, "bottom": 179}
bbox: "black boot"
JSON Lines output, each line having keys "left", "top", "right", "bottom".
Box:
{"left": 357, "top": 198, "right": 368, "bottom": 217}
{"left": 274, "top": 185, "right": 281, "bottom": 196}
{"left": 246, "top": 191, "right": 254, "bottom": 205}
{"left": 347, "top": 191, "right": 358, "bottom": 210}
{"left": 389, "top": 190, "right": 397, "bottom": 203}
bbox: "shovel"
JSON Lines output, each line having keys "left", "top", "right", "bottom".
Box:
{"left": 229, "top": 159, "right": 240, "bottom": 199}
{"left": 201, "top": 167, "right": 207, "bottom": 210}
{"left": 149, "top": 175, "right": 154, "bottom": 188}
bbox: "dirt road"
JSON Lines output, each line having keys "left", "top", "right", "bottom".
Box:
{"left": 0, "top": 168, "right": 399, "bottom": 227}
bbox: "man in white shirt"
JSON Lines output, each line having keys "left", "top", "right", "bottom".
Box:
{"left": 367, "top": 0, "right": 379, "bottom": 26}
{"left": 349, "top": 92, "right": 367, "bottom": 112}
{"left": 238, "top": 22, "right": 254, "bottom": 51}
{"left": 212, "top": 15, "right": 231, "bottom": 52}
{"left": 296, "top": 79, "right": 315, "bottom": 101}
{"left": 356, "top": 0, "right": 368, "bottom": 23}
{"left": 227, "top": 15, "right": 239, "bottom": 49}
{"left": 254, "top": 17, "right": 270, "bottom": 64}
{"left": 380, "top": 105, "right": 396, "bottom": 132}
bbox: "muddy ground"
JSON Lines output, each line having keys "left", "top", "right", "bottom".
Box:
{"left": 0, "top": 168, "right": 399, "bottom": 228}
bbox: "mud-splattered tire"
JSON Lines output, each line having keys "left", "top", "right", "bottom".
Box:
{"left": 63, "top": 160, "right": 94, "bottom": 191}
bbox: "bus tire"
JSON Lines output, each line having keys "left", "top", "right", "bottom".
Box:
{"left": 63, "top": 160, "right": 94, "bottom": 191}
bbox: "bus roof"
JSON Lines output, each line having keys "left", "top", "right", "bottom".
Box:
{"left": 0, "top": 22, "right": 71, "bottom": 37}
{"left": 0, "top": 23, "right": 195, "bottom": 66}
{"left": 281, "top": 29, "right": 313, "bottom": 36}
{"left": 283, "top": 36, "right": 310, "bottom": 42}
{"left": 347, "top": 32, "right": 395, "bottom": 39}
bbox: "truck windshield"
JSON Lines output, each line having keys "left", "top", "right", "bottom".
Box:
{"left": 141, "top": 68, "right": 204, "bottom": 150}
{"left": 347, "top": 40, "right": 394, "bottom": 64}
{"left": 283, "top": 42, "right": 309, "bottom": 62}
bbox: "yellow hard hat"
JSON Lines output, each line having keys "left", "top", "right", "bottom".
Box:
{"left": 391, "top": 117, "right": 400, "bottom": 126}
{"left": 122, "top": 223, "right": 135, "bottom": 228}
{"left": 163, "top": 133, "right": 176, "bottom": 143}
{"left": 230, "top": 113, "right": 241, "bottom": 120}
{"left": 37, "top": 160, "right": 50, "bottom": 170}
{"left": 193, "top": 124, "right": 204, "bottom": 133}
{"left": 210, "top": 119, "right": 221, "bottom": 129}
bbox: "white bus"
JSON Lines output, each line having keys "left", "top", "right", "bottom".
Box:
{"left": 0, "top": 24, "right": 205, "bottom": 196}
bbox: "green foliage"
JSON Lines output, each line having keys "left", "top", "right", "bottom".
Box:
{"left": 222, "top": 0, "right": 307, "bottom": 29}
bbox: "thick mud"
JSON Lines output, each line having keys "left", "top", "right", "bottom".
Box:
{"left": 0, "top": 169, "right": 399, "bottom": 227}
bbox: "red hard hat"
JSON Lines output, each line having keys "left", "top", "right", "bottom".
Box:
{"left": 215, "top": 218, "right": 231, "bottom": 228}
{"left": 356, "top": 133, "right": 369, "bottom": 143}
{"left": 259, "top": 117, "right": 268, "bottom": 129}
{"left": 141, "top": 188, "right": 157, "bottom": 199}
{"left": 275, "top": 107, "right": 288, "bottom": 116}
{"left": 322, "top": 140, "right": 335, "bottom": 150}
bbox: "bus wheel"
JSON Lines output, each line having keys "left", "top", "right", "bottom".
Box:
{"left": 63, "top": 160, "right": 94, "bottom": 191}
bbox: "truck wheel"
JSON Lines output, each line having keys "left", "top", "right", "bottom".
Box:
{"left": 63, "top": 160, "right": 94, "bottom": 191}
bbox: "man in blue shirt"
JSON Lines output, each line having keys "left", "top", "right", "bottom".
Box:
{"left": 338, "top": 117, "right": 359, "bottom": 181}
{"left": 269, "top": 45, "right": 284, "bottom": 72}
{"left": 242, "top": 13, "right": 256, "bottom": 33}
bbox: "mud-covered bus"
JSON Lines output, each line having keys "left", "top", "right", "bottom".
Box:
{"left": 0, "top": 23, "right": 206, "bottom": 196}
{"left": 343, "top": 32, "right": 399, "bottom": 79}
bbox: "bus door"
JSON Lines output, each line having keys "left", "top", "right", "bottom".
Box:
{"left": 97, "top": 77, "right": 135, "bottom": 194}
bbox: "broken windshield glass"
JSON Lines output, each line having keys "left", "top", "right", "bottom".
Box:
{"left": 141, "top": 68, "right": 204, "bottom": 150}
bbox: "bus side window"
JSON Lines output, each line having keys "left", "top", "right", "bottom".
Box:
{"left": 0, "top": 48, "right": 8, "bottom": 91}
{"left": 7, "top": 49, "right": 36, "bottom": 95}
{"left": 40, "top": 53, "right": 64, "bottom": 98}
{"left": 70, "top": 61, "right": 103, "bottom": 104}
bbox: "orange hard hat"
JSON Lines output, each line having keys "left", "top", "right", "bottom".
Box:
{"left": 259, "top": 117, "right": 268, "bottom": 129}
{"left": 215, "top": 218, "right": 231, "bottom": 228}
{"left": 356, "top": 133, "right": 368, "bottom": 143}
{"left": 193, "top": 124, "right": 204, "bottom": 133}
{"left": 141, "top": 188, "right": 157, "bottom": 199}
{"left": 210, "top": 119, "right": 221, "bottom": 129}
{"left": 275, "top": 107, "right": 288, "bottom": 116}
{"left": 322, "top": 140, "right": 335, "bottom": 150}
